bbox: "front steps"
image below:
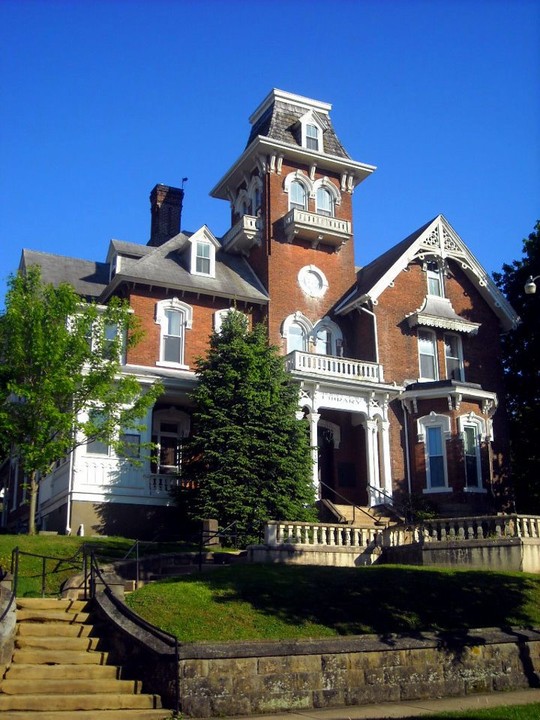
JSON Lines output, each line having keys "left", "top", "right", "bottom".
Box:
{"left": 0, "top": 597, "right": 170, "bottom": 719}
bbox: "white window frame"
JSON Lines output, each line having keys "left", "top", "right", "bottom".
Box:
{"left": 312, "top": 317, "right": 343, "bottom": 356}
{"left": 457, "top": 413, "right": 487, "bottom": 493}
{"left": 444, "top": 333, "right": 464, "bottom": 381}
{"left": 417, "top": 413, "right": 452, "bottom": 493}
{"left": 155, "top": 298, "right": 193, "bottom": 369}
{"left": 283, "top": 171, "right": 313, "bottom": 212}
{"left": 195, "top": 240, "right": 211, "bottom": 275}
{"left": 213, "top": 308, "right": 247, "bottom": 333}
{"left": 289, "top": 180, "right": 307, "bottom": 211}
{"left": 299, "top": 111, "right": 324, "bottom": 152}
{"left": 188, "top": 227, "right": 218, "bottom": 278}
{"left": 418, "top": 329, "right": 438, "bottom": 380}
{"left": 282, "top": 312, "right": 313, "bottom": 354}
{"left": 426, "top": 261, "right": 444, "bottom": 297}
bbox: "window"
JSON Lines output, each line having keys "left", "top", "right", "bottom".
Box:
{"left": 282, "top": 312, "right": 312, "bottom": 354}
{"left": 103, "top": 323, "right": 118, "bottom": 360}
{"left": 152, "top": 408, "right": 190, "bottom": 475}
{"left": 214, "top": 308, "right": 247, "bottom": 333}
{"left": 119, "top": 433, "right": 140, "bottom": 459}
{"left": 444, "top": 333, "right": 464, "bottom": 381}
{"left": 315, "top": 327, "right": 332, "bottom": 355}
{"left": 155, "top": 299, "right": 193, "bottom": 368}
{"left": 417, "top": 413, "right": 451, "bottom": 492}
{"left": 427, "top": 261, "right": 444, "bottom": 297}
{"left": 316, "top": 187, "right": 333, "bottom": 216}
{"left": 289, "top": 180, "right": 307, "bottom": 211}
{"left": 426, "top": 427, "right": 446, "bottom": 489}
{"left": 457, "top": 414, "right": 486, "bottom": 491}
{"left": 463, "top": 425, "right": 481, "bottom": 488}
{"left": 195, "top": 241, "right": 211, "bottom": 275}
{"left": 418, "top": 330, "right": 438, "bottom": 380}
{"left": 288, "top": 321, "right": 308, "bottom": 353}
{"left": 86, "top": 411, "right": 109, "bottom": 456}
{"left": 306, "top": 124, "right": 319, "bottom": 151}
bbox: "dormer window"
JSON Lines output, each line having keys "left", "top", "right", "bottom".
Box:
{"left": 188, "top": 226, "right": 218, "bottom": 278}
{"left": 306, "top": 124, "right": 319, "bottom": 151}
{"left": 196, "top": 241, "right": 211, "bottom": 275}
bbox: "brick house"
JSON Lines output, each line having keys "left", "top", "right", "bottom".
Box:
{"left": 1, "top": 89, "right": 518, "bottom": 537}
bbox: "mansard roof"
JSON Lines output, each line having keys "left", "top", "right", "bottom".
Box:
{"left": 246, "top": 89, "right": 350, "bottom": 158}
{"left": 20, "top": 249, "right": 109, "bottom": 300}
{"left": 336, "top": 215, "right": 518, "bottom": 332}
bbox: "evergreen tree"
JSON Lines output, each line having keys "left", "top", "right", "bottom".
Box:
{"left": 493, "top": 222, "right": 540, "bottom": 512}
{"left": 0, "top": 267, "right": 162, "bottom": 534}
{"left": 180, "top": 310, "right": 315, "bottom": 544}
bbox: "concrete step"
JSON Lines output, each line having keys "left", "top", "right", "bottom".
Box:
{"left": 0, "top": 710, "right": 169, "bottom": 720}
{"left": 16, "top": 609, "right": 91, "bottom": 624}
{"left": 15, "top": 635, "right": 103, "bottom": 651}
{"left": 0, "top": 692, "right": 162, "bottom": 712}
{"left": 17, "top": 621, "right": 93, "bottom": 637}
{"left": 5, "top": 663, "right": 119, "bottom": 680}
{"left": 12, "top": 648, "right": 109, "bottom": 665}
{"left": 0, "top": 678, "right": 140, "bottom": 695}
{"left": 16, "top": 598, "right": 88, "bottom": 612}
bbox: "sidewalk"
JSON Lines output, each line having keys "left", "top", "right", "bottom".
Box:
{"left": 227, "top": 688, "right": 540, "bottom": 719}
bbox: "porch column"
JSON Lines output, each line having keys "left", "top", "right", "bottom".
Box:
{"left": 365, "top": 418, "right": 380, "bottom": 506}
{"left": 379, "top": 419, "right": 393, "bottom": 500}
{"left": 308, "top": 412, "right": 321, "bottom": 499}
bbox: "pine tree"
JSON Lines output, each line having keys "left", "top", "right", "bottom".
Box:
{"left": 180, "top": 311, "right": 315, "bottom": 544}
{"left": 493, "top": 222, "right": 540, "bottom": 512}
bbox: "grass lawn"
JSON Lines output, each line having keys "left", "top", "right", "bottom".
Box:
{"left": 397, "top": 704, "right": 540, "bottom": 719}
{"left": 125, "top": 563, "right": 540, "bottom": 642}
{"left": 0, "top": 534, "right": 195, "bottom": 596}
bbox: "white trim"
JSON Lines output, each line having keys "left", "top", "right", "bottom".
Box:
{"left": 417, "top": 414, "right": 451, "bottom": 492}
{"left": 298, "top": 265, "right": 329, "bottom": 299}
{"left": 155, "top": 298, "right": 193, "bottom": 368}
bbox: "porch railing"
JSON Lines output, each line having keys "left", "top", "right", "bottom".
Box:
{"left": 406, "top": 514, "right": 540, "bottom": 544}
{"left": 265, "top": 521, "right": 383, "bottom": 549}
{"left": 285, "top": 351, "right": 384, "bottom": 383}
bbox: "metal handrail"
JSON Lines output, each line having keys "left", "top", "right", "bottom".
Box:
{"left": 319, "top": 479, "right": 383, "bottom": 525}
{"left": 366, "top": 483, "right": 408, "bottom": 522}
{"left": 86, "top": 548, "right": 180, "bottom": 717}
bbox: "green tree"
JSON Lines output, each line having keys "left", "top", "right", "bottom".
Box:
{"left": 0, "top": 267, "right": 162, "bottom": 534}
{"left": 493, "top": 222, "right": 540, "bottom": 513}
{"left": 180, "top": 310, "right": 315, "bottom": 544}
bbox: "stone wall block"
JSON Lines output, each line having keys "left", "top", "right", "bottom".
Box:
{"left": 179, "top": 659, "right": 209, "bottom": 678}
{"left": 261, "top": 672, "right": 295, "bottom": 695}
{"left": 322, "top": 669, "right": 348, "bottom": 690}
{"left": 255, "top": 691, "right": 312, "bottom": 714}
{"left": 289, "top": 654, "right": 321, "bottom": 673}
{"left": 212, "top": 657, "right": 257, "bottom": 676}
{"left": 258, "top": 655, "right": 292, "bottom": 674}
{"left": 321, "top": 653, "right": 349, "bottom": 672}
{"left": 313, "top": 688, "right": 346, "bottom": 708}
{"left": 293, "top": 671, "right": 320, "bottom": 691}
{"left": 345, "top": 684, "right": 401, "bottom": 705}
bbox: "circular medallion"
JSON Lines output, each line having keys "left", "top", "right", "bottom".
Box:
{"left": 298, "top": 265, "right": 328, "bottom": 298}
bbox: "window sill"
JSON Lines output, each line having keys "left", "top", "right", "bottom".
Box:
{"left": 463, "top": 486, "right": 487, "bottom": 494}
{"left": 422, "top": 487, "right": 453, "bottom": 494}
{"left": 156, "top": 361, "right": 190, "bottom": 370}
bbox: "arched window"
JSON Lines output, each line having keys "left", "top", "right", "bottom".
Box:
{"left": 316, "top": 187, "right": 333, "bottom": 216}
{"left": 155, "top": 299, "right": 193, "bottom": 368}
{"left": 282, "top": 312, "right": 312, "bottom": 354}
{"left": 313, "top": 318, "right": 343, "bottom": 356}
{"left": 289, "top": 180, "right": 307, "bottom": 211}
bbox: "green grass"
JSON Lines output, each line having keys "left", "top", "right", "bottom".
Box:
{"left": 395, "top": 704, "right": 540, "bottom": 719}
{"left": 0, "top": 533, "right": 197, "bottom": 596}
{"left": 125, "top": 563, "right": 540, "bottom": 642}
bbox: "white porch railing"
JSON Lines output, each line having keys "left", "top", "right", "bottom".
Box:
{"left": 405, "top": 514, "right": 540, "bottom": 544}
{"left": 283, "top": 209, "right": 352, "bottom": 246}
{"left": 147, "top": 474, "right": 182, "bottom": 496}
{"left": 285, "top": 351, "right": 384, "bottom": 383}
{"left": 265, "top": 521, "right": 383, "bottom": 549}
{"left": 265, "top": 515, "right": 540, "bottom": 552}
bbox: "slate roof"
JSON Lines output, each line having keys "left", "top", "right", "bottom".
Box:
{"left": 103, "top": 233, "right": 269, "bottom": 305}
{"left": 20, "top": 249, "right": 109, "bottom": 300}
{"left": 246, "top": 98, "right": 350, "bottom": 159}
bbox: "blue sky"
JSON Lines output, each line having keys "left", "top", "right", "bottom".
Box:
{"left": 1, "top": 0, "right": 539, "bottom": 304}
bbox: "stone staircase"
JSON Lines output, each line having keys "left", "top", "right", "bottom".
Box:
{"left": 325, "top": 501, "right": 401, "bottom": 528}
{"left": 0, "top": 597, "right": 170, "bottom": 719}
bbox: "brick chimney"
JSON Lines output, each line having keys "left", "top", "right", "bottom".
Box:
{"left": 148, "top": 184, "right": 184, "bottom": 247}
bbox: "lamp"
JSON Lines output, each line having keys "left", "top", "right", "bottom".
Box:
{"left": 524, "top": 275, "right": 539, "bottom": 295}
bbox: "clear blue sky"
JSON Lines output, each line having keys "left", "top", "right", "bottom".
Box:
{"left": 1, "top": 0, "right": 539, "bottom": 305}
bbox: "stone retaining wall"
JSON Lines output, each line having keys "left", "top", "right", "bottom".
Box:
{"left": 177, "top": 629, "right": 540, "bottom": 717}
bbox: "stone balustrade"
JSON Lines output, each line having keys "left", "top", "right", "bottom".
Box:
{"left": 404, "top": 514, "right": 540, "bottom": 544}
{"left": 265, "top": 521, "right": 383, "bottom": 549}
